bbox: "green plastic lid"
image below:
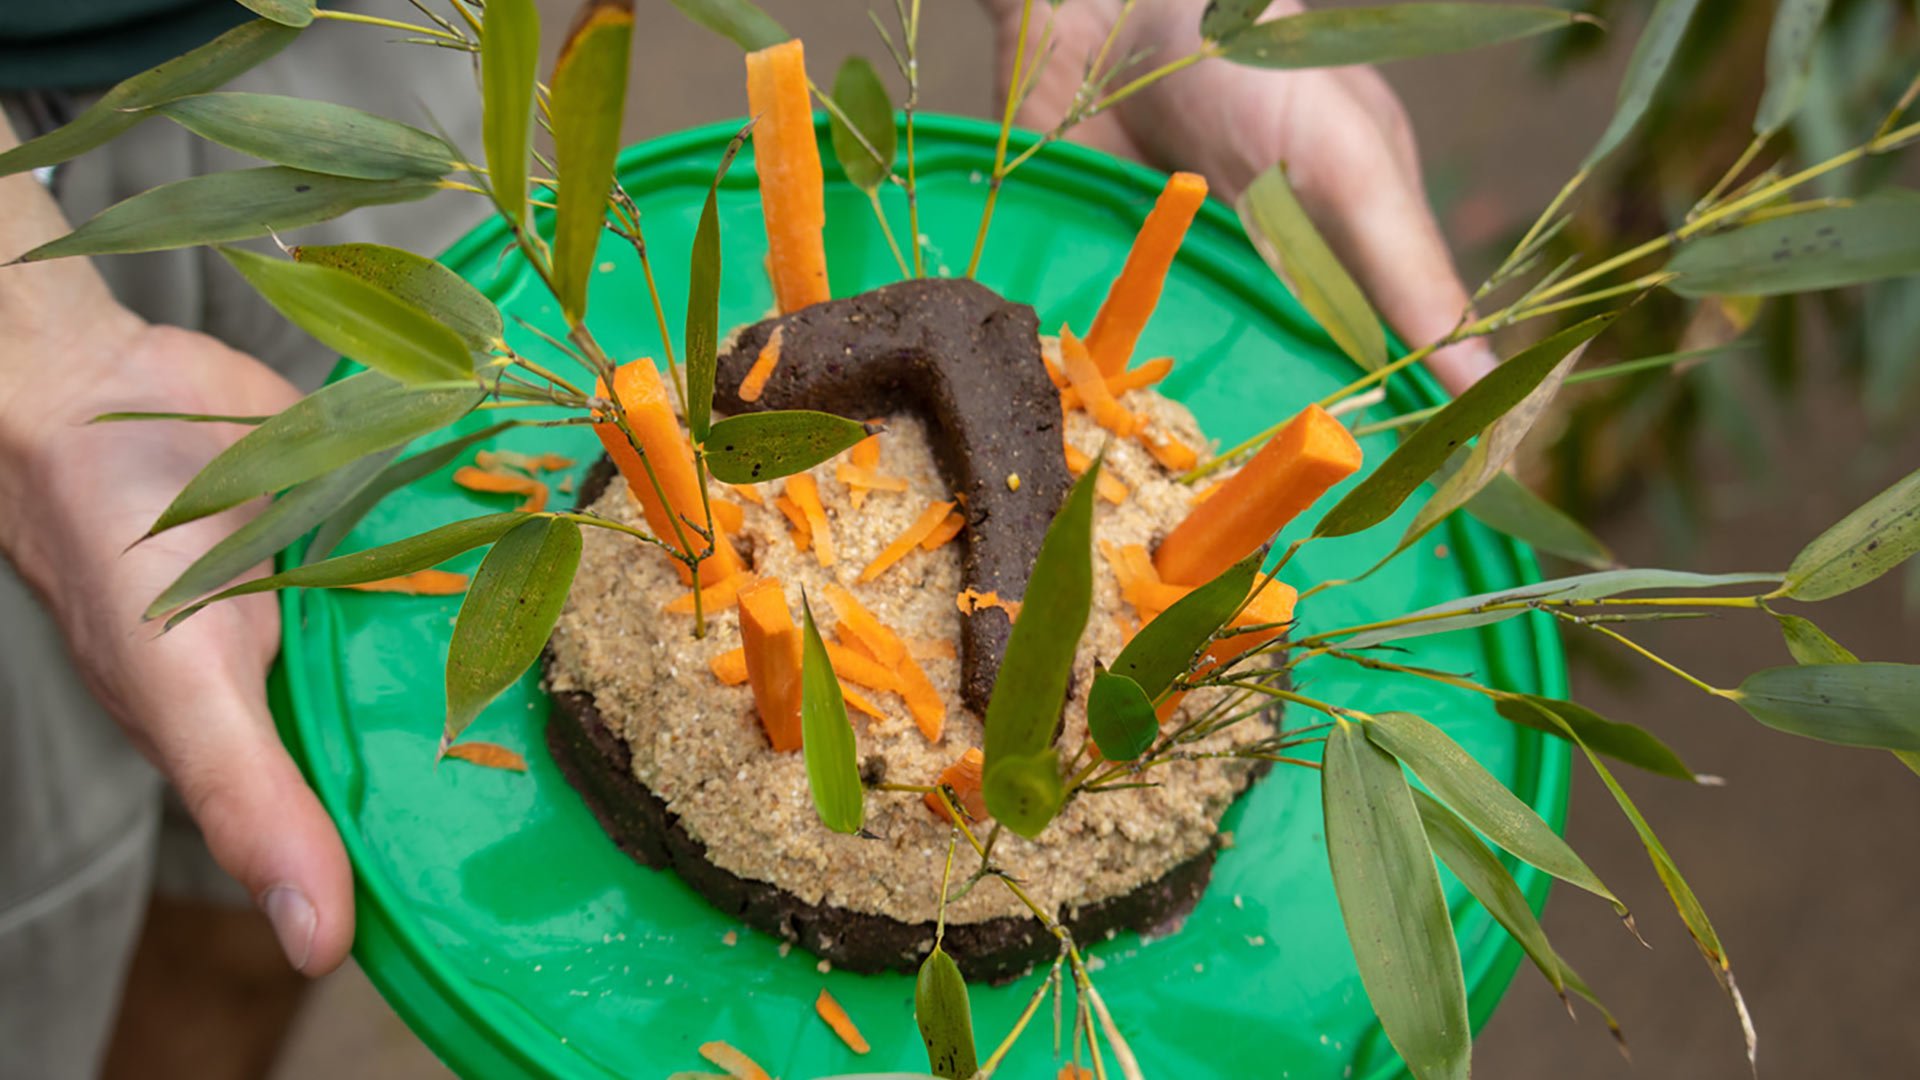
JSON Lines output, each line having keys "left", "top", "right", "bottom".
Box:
{"left": 271, "top": 114, "right": 1569, "bottom": 1079}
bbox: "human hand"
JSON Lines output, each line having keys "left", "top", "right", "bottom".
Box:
{"left": 980, "top": 0, "right": 1497, "bottom": 394}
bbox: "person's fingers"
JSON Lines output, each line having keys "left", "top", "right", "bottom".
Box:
{"left": 980, "top": 0, "right": 1141, "bottom": 160}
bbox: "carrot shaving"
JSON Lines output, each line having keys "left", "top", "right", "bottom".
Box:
{"left": 956, "top": 587, "right": 1021, "bottom": 622}
{"left": 342, "top": 569, "right": 468, "bottom": 595}
{"left": 1059, "top": 327, "right": 1139, "bottom": 436}
{"left": 1040, "top": 348, "right": 1069, "bottom": 390}
{"left": 1140, "top": 430, "right": 1199, "bottom": 472}
{"left": 825, "top": 584, "right": 944, "bottom": 740}
{"left": 1085, "top": 170, "right": 1208, "bottom": 376}
{"left": 441, "top": 741, "right": 528, "bottom": 772}
{"left": 667, "top": 571, "right": 756, "bottom": 615}
{"left": 730, "top": 482, "right": 765, "bottom": 506}
{"left": 710, "top": 647, "right": 749, "bottom": 686}
{"left": 737, "top": 325, "right": 784, "bottom": 402}
{"left": 698, "top": 1040, "right": 773, "bottom": 1080}
{"left": 835, "top": 628, "right": 882, "bottom": 664}
{"left": 835, "top": 462, "right": 909, "bottom": 494}
{"left": 1063, "top": 441, "right": 1128, "bottom": 505}
{"left": 908, "top": 636, "right": 957, "bottom": 661}
{"left": 920, "top": 511, "right": 966, "bottom": 551}
{"left": 860, "top": 500, "right": 955, "bottom": 582}
{"left": 841, "top": 684, "right": 888, "bottom": 723}
{"left": 744, "top": 41, "right": 829, "bottom": 313}
{"left": 924, "top": 747, "right": 989, "bottom": 824}
{"left": 785, "top": 473, "right": 834, "bottom": 566}
{"left": 825, "top": 641, "right": 901, "bottom": 693}
{"left": 711, "top": 499, "right": 746, "bottom": 534}
{"left": 850, "top": 430, "right": 882, "bottom": 469}
{"left": 814, "top": 989, "right": 871, "bottom": 1054}
{"left": 1111, "top": 356, "right": 1174, "bottom": 393}
{"left": 774, "top": 494, "right": 812, "bottom": 551}
{"left": 453, "top": 465, "right": 549, "bottom": 511}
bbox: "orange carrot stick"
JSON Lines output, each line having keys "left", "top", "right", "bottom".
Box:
{"left": 453, "top": 465, "right": 549, "bottom": 512}
{"left": 1140, "top": 430, "right": 1199, "bottom": 472}
{"left": 342, "top": 569, "right": 469, "bottom": 595}
{"left": 737, "top": 579, "right": 803, "bottom": 752}
{"left": 594, "top": 360, "right": 742, "bottom": 585}
{"left": 1059, "top": 327, "right": 1138, "bottom": 436}
{"left": 711, "top": 499, "right": 746, "bottom": 534}
{"left": 814, "top": 989, "right": 871, "bottom": 1054}
{"left": 710, "top": 647, "right": 750, "bottom": 686}
{"left": 924, "top": 747, "right": 989, "bottom": 824}
{"left": 841, "top": 684, "right": 888, "bottom": 723}
{"left": 442, "top": 741, "right": 529, "bottom": 772}
{"left": 1110, "top": 356, "right": 1174, "bottom": 393}
{"left": 825, "top": 641, "right": 900, "bottom": 693}
{"left": 920, "top": 511, "right": 966, "bottom": 551}
{"left": 860, "top": 500, "right": 955, "bottom": 582}
{"left": 1084, "top": 171, "right": 1208, "bottom": 376}
{"left": 745, "top": 41, "right": 829, "bottom": 313}
{"left": 738, "top": 325, "right": 784, "bottom": 402}
{"left": 825, "top": 584, "right": 944, "bottom": 740}
{"left": 785, "top": 472, "right": 834, "bottom": 566}
{"left": 699, "top": 1040, "right": 773, "bottom": 1080}
{"left": 1063, "top": 441, "right": 1128, "bottom": 504}
{"left": 773, "top": 494, "right": 812, "bottom": 551}
{"left": 850, "top": 430, "right": 882, "bottom": 469}
{"left": 1156, "top": 577, "right": 1299, "bottom": 721}
{"left": 1154, "top": 403, "right": 1360, "bottom": 586}
{"left": 835, "top": 462, "right": 909, "bottom": 493}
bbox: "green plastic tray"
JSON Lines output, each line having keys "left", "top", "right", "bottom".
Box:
{"left": 271, "top": 114, "right": 1569, "bottom": 1079}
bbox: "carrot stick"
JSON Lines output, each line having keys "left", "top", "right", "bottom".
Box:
{"left": 738, "top": 325, "right": 784, "bottom": 402}
{"left": 924, "top": 747, "right": 988, "bottom": 824}
{"left": 859, "top": 500, "right": 955, "bottom": 582}
{"left": 1084, "top": 171, "right": 1208, "bottom": 376}
{"left": 745, "top": 40, "right": 829, "bottom": 313}
{"left": 1059, "top": 327, "right": 1138, "bottom": 437}
{"left": 442, "top": 741, "right": 529, "bottom": 772}
{"left": 342, "top": 569, "right": 469, "bottom": 595}
{"left": 1140, "top": 430, "right": 1199, "bottom": 472}
{"left": 774, "top": 494, "right": 812, "bottom": 551}
{"left": 825, "top": 640, "right": 900, "bottom": 693}
{"left": 850, "top": 430, "right": 881, "bottom": 469}
{"left": 785, "top": 472, "right": 834, "bottom": 566}
{"left": 710, "top": 647, "right": 750, "bottom": 686}
{"left": 710, "top": 499, "right": 746, "bottom": 533}
{"left": 737, "top": 579, "right": 803, "bottom": 752}
{"left": 814, "top": 989, "right": 871, "bottom": 1054}
{"left": 1110, "top": 356, "right": 1174, "bottom": 393}
{"left": 1063, "top": 441, "right": 1128, "bottom": 505}
{"left": 841, "top": 684, "right": 888, "bottom": 723}
{"left": 1156, "top": 577, "right": 1298, "bottom": 721}
{"left": 699, "top": 1040, "right": 773, "bottom": 1080}
{"left": 453, "top": 465, "right": 549, "bottom": 512}
{"left": 825, "top": 584, "right": 944, "bottom": 740}
{"left": 835, "top": 463, "right": 910, "bottom": 494}
{"left": 594, "top": 360, "right": 742, "bottom": 586}
{"left": 1154, "top": 404, "right": 1360, "bottom": 586}
{"left": 920, "top": 511, "right": 966, "bottom": 551}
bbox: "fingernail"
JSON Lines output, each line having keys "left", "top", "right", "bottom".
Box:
{"left": 261, "top": 884, "right": 316, "bottom": 972}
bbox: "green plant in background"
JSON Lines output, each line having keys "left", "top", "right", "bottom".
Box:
{"left": 4, "top": 1, "right": 1920, "bottom": 1077}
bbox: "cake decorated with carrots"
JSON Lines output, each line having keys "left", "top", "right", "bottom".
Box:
{"left": 541, "top": 40, "right": 1362, "bottom": 980}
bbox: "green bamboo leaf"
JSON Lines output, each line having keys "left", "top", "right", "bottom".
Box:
{"left": 219, "top": 247, "right": 472, "bottom": 385}
{"left": 445, "top": 515, "right": 582, "bottom": 743}
{"left": 1494, "top": 694, "right": 1700, "bottom": 783}
{"left": 1339, "top": 568, "right": 1783, "bottom": 649}
{"left": 1667, "top": 191, "right": 1920, "bottom": 297}
{"left": 1414, "top": 789, "right": 1620, "bottom": 1039}
{"left": 1109, "top": 550, "right": 1262, "bottom": 698}
{"left": 1729, "top": 663, "right": 1920, "bottom": 751}
{"left": 1778, "top": 463, "right": 1920, "bottom": 600}
{"left": 292, "top": 243, "right": 502, "bottom": 354}
{"left": 1581, "top": 0, "right": 1703, "bottom": 169}
{"left": 233, "top": 0, "right": 314, "bottom": 26}
{"left": 1772, "top": 611, "right": 1858, "bottom": 665}
{"left": 305, "top": 422, "right": 519, "bottom": 563}
{"left": 685, "top": 126, "right": 752, "bottom": 444}
{"left": 1363, "top": 711, "right": 1623, "bottom": 914}
{"left": 666, "top": 0, "right": 788, "bottom": 51}
{"left": 1314, "top": 314, "right": 1617, "bottom": 539}
{"left": 13, "top": 167, "right": 439, "bottom": 263}
{"left": 982, "top": 462, "right": 1100, "bottom": 837}
{"left": 829, "top": 57, "right": 896, "bottom": 194}
{"left": 1322, "top": 720, "right": 1470, "bottom": 1080}
{"left": 1239, "top": 164, "right": 1385, "bottom": 373}
{"left": 1219, "top": 3, "right": 1585, "bottom": 70}
{"left": 147, "top": 372, "right": 482, "bottom": 537}
{"left": 0, "top": 19, "right": 299, "bottom": 178}
{"left": 1756, "top": 0, "right": 1834, "bottom": 136}
{"left": 704, "top": 411, "right": 875, "bottom": 484}
{"left": 90, "top": 410, "right": 269, "bottom": 425}
{"left": 800, "top": 594, "right": 864, "bottom": 834}
{"left": 145, "top": 448, "right": 401, "bottom": 620}
{"left": 914, "top": 947, "right": 977, "bottom": 1080}
{"left": 1461, "top": 472, "right": 1615, "bottom": 569}
{"left": 549, "top": 0, "right": 634, "bottom": 326}
{"left": 165, "top": 511, "right": 526, "bottom": 628}
{"left": 1087, "top": 667, "right": 1159, "bottom": 762}
{"left": 156, "top": 93, "right": 451, "bottom": 180}
{"left": 1200, "top": 0, "right": 1275, "bottom": 42}
{"left": 481, "top": 0, "right": 540, "bottom": 225}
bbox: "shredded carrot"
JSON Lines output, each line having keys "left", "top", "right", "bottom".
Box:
{"left": 1063, "top": 441, "right": 1129, "bottom": 505}
{"left": 785, "top": 473, "right": 834, "bottom": 566}
{"left": 825, "top": 641, "right": 900, "bottom": 693}
{"left": 836, "top": 628, "right": 882, "bottom": 664}
{"left": 453, "top": 465, "right": 549, "bottom": 512}
{"left": 744, "top": 41, "right": 829, "bottom": 313}
{"left": 710, "top": 647, "right": 749, "bottom": 686}
{"left": 738, "top": 325, "right": 784, "bottom": 402}
{"left": 1141, "top": 430, "right": 1199, "bottom": 472}
{"left": 924, "top": 747, "right": 989, "bottom": 824}
{"left": 920, "top": 511, "right": 966, "bottom": 551}
{"left": 532, "top": 452, "right": 575, "bottom": 471}
{"left": 698, "top": 1040, "right": 773, "bottom": 1080}
{"left": 1059, "top": 327, "right": 1139, "bottom": 436}
{"left": 840, "top": 433, "right": 897, "bottom": 510}
{"left": 825, "top": 584, "right": 944, "bottom": 740}
{"left": 441, "top": 741, "right": 528, "bottom": 772}
{"left": 850, "top": 430, "right": 882, "bottom": 469}
{"left": 836, "top": 462, "right": 909, "bottom": 494}
{"left": 774, "top": 494, "right": 812, "bottom": 551}
{"left": 860, "top": 500, "right": 955, "bottom": 582}
{"left": 842, "top": 684, "right": 888, "bottom": 723}
{"left": 1085, "top": 171, "right": 1208, "bottom": 376}
{"left": 956, "top": 587, "right": 1021, "bottom": 622}
{"left": 730, "top": 482, "right": 765, "bottom": 506}
{"left": 476, "top": 449, "right": 577, "bottom": 473}
{"left": 1040, "top": 348, "right": 1069, "bottom": 390}
{"left": 595, "top": 361, "right": 743, "bottom": 585}
{"left": 1059, "top": 1065, "right": 1096, "bottom": 1080}
{"left": 738, "top": 579, "right": 803, "bottom": 752}
{"left": 711, "top": 499, "right": 746, "bottom": 534}
{"left": 1111, "top": 356, "right": 1174, "bottom": 393}
{"left": 813, "top": 989, "right": 871, "bottom": 1054}
{"left": 667, "top": 571, "right": 756, "bottom": 615}
{"left": 1154, "top": 403, "right": 1361, "bottom": 586}
{"left": 342, "top": 569, "right": 469, "bottom": 595}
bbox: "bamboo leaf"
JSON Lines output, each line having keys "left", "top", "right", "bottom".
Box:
{"left": 445, "top": 516, "right": 582, "bottom": 743}
{"left": 1087, "top": 668, "right": 1159, "bottom": 762}
{"left": 305, "top": 422, "right": 519, "bottom": 563}
{"left": 704, "top": 411, "right": 874, "bottom": 484}
{"left": 1756, "top": 0, "right": 1835, "bottom": 137}
{"left": 146, "top": 448, "right": 401, "bottom": 619}
{"left": 1779, "top": 464, "right": 1920, "bottom": 600}
{"left": 233, "top": 0, "right": 314, "bottom": 26}
{"left": 0, "top": 19, "right": 299, "bottom": 178}
{"left": 1772, "top": 611, "right": 1858, "bottom": 664}
{"left": 292, "top": 242, "right": 502, "bottom": 354}
{"left": 165, "top": 511, "right": 526, "bottom": 628}
{"left": 147, "top": 372, "right": 482, "bottom": 537}
{"left": 828, "top": 56, "right": 895, "bottom": 194}
{"left": 686, "top": 126, "right": 751, "bottom": 443}
{"left": 1314, "top": 314, "right": 1617, "bottom": 539}
{"left": 481, "top": 0, "right": 540, "bottom": 225}
{"left": 550, "top": 0, "right": 634, "bottom": 325}
{"left": 219, "top": 248, "right": 472, "bottom": 385}
{"left": 1219, "top": 3, "right": 1585, "bottom": 70}
{"left": 14, "top": 167, "right": 438, "bottom": 263}
{"left": 156, "top": 93, "right": 452, "bottom": 180}
{"left": 1463, "top": 472, "right": 1615, "bottom": 569}
{"left": 1495, "top": 694, "right": 1701, "bottom": 783}
{"left": 666, "top": 0, "right": 788, "bottom": 51}
{"left": 1110, "top": 551, "right": 1261, "bottom": 698}
{"left": 1338, "top": 568, "right": 1783, "bottom": 649}
{"left": 1730, "top": 663, "right": 1920, "bottom": 751}
{"left": 1239, "top": 164, "right": 1385, "bottom": 373}
{"left": 1322, "top": 720, "right": 1470, "bottom": 1080}
{"left": 982, "top": 463, "right": 1101, "bottom": 837}
{"left": 1200, "top": 0, "right": 1276, "bottom": 42}
{"left": 800, "top": 594, "right": 864, "bottom": 834}
{"left": 90, "top": 410, "right": 269, "bottom": 425}
{"left": 914, "top": 947, "right": 978, "bottom": 1080}
{"left": 1667, "top": 191, "right": 1920, "bottom": 297}
{"left": 1581, "top": 0, "right": 1704, "bottom": 169}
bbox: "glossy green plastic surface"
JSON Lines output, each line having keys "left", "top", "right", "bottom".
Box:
{"left": 273, "top": 115, "right": 1570, "bottom": 1079}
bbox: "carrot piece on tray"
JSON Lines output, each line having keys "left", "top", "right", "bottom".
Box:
{"left": 1059, "top": 327, "right": 1138, "bottom": 436}
{"left": 785, "top": 472, "right": 835, "bottom": 566}
{"left": 738, "top": 325, "right": 784, "bottom": 402}
{"left": 737, "top": 579, "right": 804, "bottom": 752}
{"left": 342, "top": 569, "right": 469, "bottom": 595}
{"left": 699, "top": 1040, "right": 773, "bottom": 1080}
{"left": 744, "top": 40, "right": 829, "bottom": 313}
{"left": 1064, "top": 441, "right": 1128, "bottom": 505}
{"left": 924, "top": 747, "right": 989, "bottom": 824}
{"left": 594, "top": 360, "right": 743, "bottom": 585}
{"left": 1059, "top": 1064, "right": 1096, "bottom": 1080}
{"left": 710, "top": 647, "right": 750, "bottom": 686}
{"left": 1084, "top": 170, "right": 1208, "bottom": 376}
{"left": 442, "top": 741, "right": 528, "bottom": 773}
{"left": 825, "top": 584, "right": 945, "bottom": 740}
{"left": 814, "top": 989, "right": 871, "bottom": 1054}
{"left": 453, "top": 465, "right": 549, "bottom": 512}
{"left": 920, "top": 511, "right": 966, "bottom": 551}
{"left": 860, "top": 500, "right": 956, "bottom": 582}
{"left": 1153, "top": 403, "right": 1361, "bottom": 586}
